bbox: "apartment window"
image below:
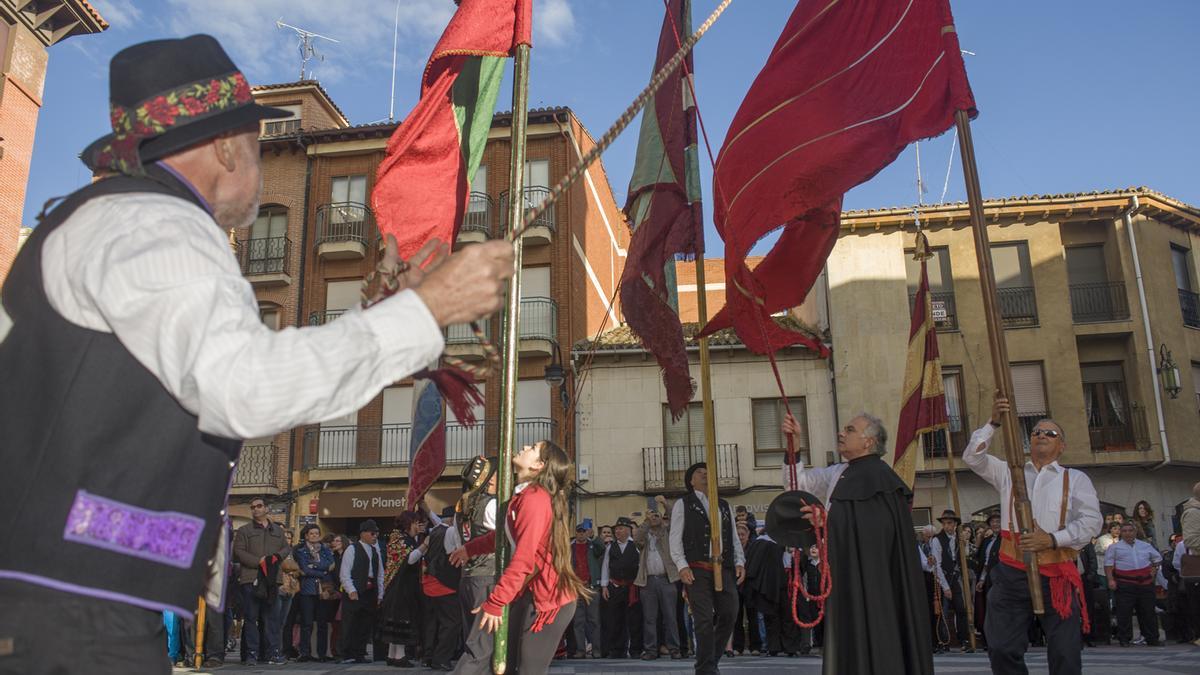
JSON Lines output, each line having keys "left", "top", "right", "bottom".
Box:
{"left": 991, "top": 242, "right": 1037, "bottom": 327}
{"left": 259, "top": 307, "right": 280, "bottom": 330}
{"left": 245, "top": 206, "right": 287, "bottom": 274}
{"left": 251, "top": 206, "right": 286, "bottom": 240}
{"left": 1172, "top": 245, "right": 1200, "bottom": 328}
{"left": 663, "top": 402, "right": 705, "bottom": 449}
{"left": 331, "top": 175, "right": 368, "bottom": 206}
{"left": 1010, "top": 362, "right": 1049, "bottom": 451}
{"left": 922, "top": 369, "right": 966, "bottom": 458}
{"left": 471, "top": 165, "right": 487, "bottom": 195}
{"left": 905, "top": 247, "right": 957, "bottom": 331}
{"left": 381, "top": 386, "right": 414, "bottom": 465}
{"left": 261, "top": 104, "right": 301, "bottom": 136}
{"left": 1081, "top": 363, "right": 1134, "bottom": 451}
{"left": 1066, "top": 245, "right": 1128, "bottom": 322}
{"left": 752, "top": 397, "right": 808, "bottom": 467}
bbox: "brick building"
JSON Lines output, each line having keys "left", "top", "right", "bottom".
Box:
{"left": 0, "top": 0, "right": 106, "bottom": 281}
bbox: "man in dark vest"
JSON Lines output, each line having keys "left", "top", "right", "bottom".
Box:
{"left": 668, "top": 462, "right": 745, "bottom": 675}
{"left": 974, "top": 511, "right": 1002, "bottom": 648}
{"left": 338, "top": 520, "right": 385, "bottom": 663}
{"left": 421, "top": 506, "right": 463, "bottom": 670}
{"left": 0, "top": 34, "right": 514, "bottom": 675}
{"left": 931, "top": 509, "right": 972, "bottom": 652}
{"left": 447, "top": 456, "right": 499, "bottom": 674}
{"left": 601, "top": 516, "right": 643, "bottom": 658}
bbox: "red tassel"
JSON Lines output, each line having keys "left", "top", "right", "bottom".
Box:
{"left": 416, "top": 367, "right": 485, "bottom": 426}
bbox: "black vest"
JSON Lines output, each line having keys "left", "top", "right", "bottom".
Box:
{"left": 607, "top": 540, "right": 640, "bottom": 581}
{"left": 462, "top": 495, "right": 496, "bottom": 578}
{"left": 350, "top": 541, "right": 382, "bottom": 600}
{"left": 425, "top": 524, "right": 461, "bottom": 590}
{"left": 935, "top": 531, "right": 960, "bottom": 580}
{"left": 682, "top": 492, "right": 735, "bottom": 570}
{"left": 0, "top": 168, "right": 241, "bottom": 616}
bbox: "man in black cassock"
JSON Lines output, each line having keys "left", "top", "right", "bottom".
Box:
{"left": 785, "top": 412, "right": 933, "bottom": 675}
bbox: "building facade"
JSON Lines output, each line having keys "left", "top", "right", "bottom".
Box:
{"left": 0, "top": 0, "right": 106, "bottom": 281}
{"left": 830, "top": 188, "right": 1200, "bottom": 539}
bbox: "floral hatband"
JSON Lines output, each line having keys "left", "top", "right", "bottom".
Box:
{"left": 92, "top": 71, "right": 254, "bottom": 175}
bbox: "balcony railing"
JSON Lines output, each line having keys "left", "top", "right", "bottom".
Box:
{"left": 1089, "top": 402, "right": 1151, "bottom": 452}
{"left": 462, "top": 192, "right": 492, "bottom": 237}
{"left": 234, "top": 444, "right": 278, "bottom": 488}
{"left": 238, "top": 236, "right": 290, "bottom": 276}
{"left": 921, "top": 416, "right": 968, "bottom": 459}
{"left": 316, "top": 202, "right": 374, "bottom": 246}
{"left": 447, "top": 319, "right": 493, "bottom": 344}
{"left": 499, "top": 186, "right": 556, "bottom": 233}
{"left": 1180, "top": 289, "right": 1200, "bottom": 328}
{"left": 1069, "top": 282, "right": 1129, "bottom": 323}
{"left": 309, "top": 309, "right": 348, "bottom": 326}
{"left": 909, "top": 290, "right": 959, "bottom": 331}
{"left": 263, "top": 119, "right": 301, "bottom": 136}
{"left": 303, "top": 418, "right": 556, "bottom": 470}
{"left": 520, "top": 297, "right": 557, "bottom": 342}
{"left": 998, "top": 286, "right": 1038, "bottom": 328}
{"left": 642, "top": 444, "right": 740, "bottom": 494}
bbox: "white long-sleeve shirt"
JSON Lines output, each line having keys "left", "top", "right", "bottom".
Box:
{"left": 599, "top": 539, "right": 635, "bottom": 587}
{"left": 339, "top": 539, "right": 385, "bottom": 599}
{"left": 444, "top": 498, "right": 497, "bottom": 553}
{"left": 668, "top": 491, "right": 746, "bottom": 571}
{"left": 929, "top": 535, "right": 962, "bottom": 591}
{"left": 1174, "top": 540, "right": 1188, "bottom": 571}
{"left": 31, "top": 189, "right": 444, "bottom": 440}
{"left": 960, "top": 424, "right": 1102, "bottom": 551}
{"left": 780, "top": 460, "right": 846, "bottom": 508}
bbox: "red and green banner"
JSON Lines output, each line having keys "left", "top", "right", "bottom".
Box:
{"left": 620, "top": 0, "right": 703, "bottom": 420}
{"left": 373, "top": 0, "right": 532, "bottom": 260}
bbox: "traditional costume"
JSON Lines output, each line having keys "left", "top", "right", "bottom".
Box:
{"left": 601, "top": 518, "right": 643, "bottom": 658}
{"left": 420, "top": 508, "right": 462, "bottom": 669}
{"left": 379, "top": 528, "right": 422, "bottom": 663}
{"left": 338, "top": 520, "right": 385, "bottom": 663}
{"left": 930, "top": 510, "right": 971, "bottom": 650}
{"left": 1104, "top": 536, "right": 1162, "bottom": 646}
{"left": 448, "top": 456, "right": 499, "bottom": 675}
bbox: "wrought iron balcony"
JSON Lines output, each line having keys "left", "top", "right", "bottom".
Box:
{"left": 499, "top": 186, "right": 555, "bottom": 237}
{"left": 233, "top": 444, "right": 278, "bottom": 488}
{"left": 237, "top": 236, "right": 291, "bottom": 277}
{"left": 461, "top": 192, "right": 492, "bottom": 237}
{"left": 447, "top": 319, "right": 493, "bottom": 345}
{"left": 316, "top": 202, "right": 375, "bottom": 246}
{"left": 909, "top": 290, "right": 959, "bottom": 331}
{"left": 519, "top": 297, "right": 558, "bottom": 343}
{"left": 1089, "top": 402, "right": 1151, "bottom": 452}
{"left": 997, "top": 286, "right": 1038, "bottom": 328}
{"left": 303, "top": 418, "right": 556, "bottom": 470}
{"left": 642, "top": 444, "right": 740, "bottom": 494}
{"left": 1180, "top": 289, "right": 1200, "bottom": 328}
{"left": 309, "top": 309, "right": 348, "bottom": 326}
{"left": 1069, "top": 282, "right": 1129, "bottom": 323}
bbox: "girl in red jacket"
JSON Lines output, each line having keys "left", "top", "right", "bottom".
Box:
{"left": 463, "top": 440, "right": 592, "bottom": 672}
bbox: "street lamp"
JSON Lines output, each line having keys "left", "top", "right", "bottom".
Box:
{"left": 544, "top": 343, "right": 570, "bottom": 410}
{"left": 1158, "top": 343, "right": 1182, "bottom": 399}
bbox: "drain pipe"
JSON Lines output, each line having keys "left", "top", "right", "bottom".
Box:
{"left": 1123, "top": 195, "right": 1171, "bottom": 469}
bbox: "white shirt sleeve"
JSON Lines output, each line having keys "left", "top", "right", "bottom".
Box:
{"left": 731, "top": 517, "right": 745, "bottom": 567}
{"left": 1175, "top": 541, "right": 1186, "bottom": 570}
{"left": 919, "top": 545, "right": 933, "bottom": 573}
{"left": 600, "top": 544, "right": 611, "bottom": 587}
{"left": 930, "top": 537, "right": 950, "bottom": 591}
{"left": 407, "top": 545, "right": 424, "bottom": 565}
{"left": 444, "top": 519, "right": 462, "bottom": 553}
{"left": 960, "top": 424, "right": 1008, "bottom": 490}
{"left": 42, "top": 194, "right": 445, "bottom": 439}
{"left": 1051, "top": 470, "right": 1102, "bottom": 551}
{"left": 1103, "top": 543, "right": 1116, "bottom": 569}
{"left": 783, "top": 459, "right": 841, "bottom": 504}
{"left": 373, "top": 543, "right": 385, "bottom": 594}
{"left": 669, "top": 498, "right": 688, "bottom": 571}
{"left": 339, "top": 544, "right": 357, "bottom": 595}
{"left": 1149, "top": 544, "right": 1163, "bottom": 566}
{"left": 483, "top": 499, "right": 497, "bottom": 531}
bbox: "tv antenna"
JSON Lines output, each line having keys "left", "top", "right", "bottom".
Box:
{"left": 276, "top": 20, "right": 340, "bottom": 81}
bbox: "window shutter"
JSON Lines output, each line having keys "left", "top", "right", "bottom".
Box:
{"left": 943, "top": 372, "right": 962, "bottom": 431}
{"left": 1010, "top": 363, "right": 1047, "bottom": 416}
{"left": 1080, "top": 364, "right": 1123, "bottom": 384}
{"left": 663, "top": 405, "right": 689, "bottom": 448}
{"left": 753, "top": 400, "right": 781, "bottom": 450}
{"left": 687, "top": 403, "right": 705, "bottom": 447}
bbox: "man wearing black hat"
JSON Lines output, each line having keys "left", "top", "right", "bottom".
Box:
{"left": 601, "top": 516, "right": 643, "bottom": 659}
{"left": 668, "top": 462, "right": 745, "bottom": 675}
{"left": 931, "top": 509, "right": 972, "bottom": 652}
{"left": 338, "top": 520, "right": 385, "bottom": 663}
{"left": 0, "top": 34, "right": 513, "bottom": 674}
{"left": 421, "top": 506, "right": 462, "bottom": 670}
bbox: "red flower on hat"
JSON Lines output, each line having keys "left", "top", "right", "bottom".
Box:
{"left": 205, "top": 80, "right": 223, "bottom": 106}
{"left": 180, "top": 96, "right": 206, "bottom": 116}
{"left": 231, "top": 73, "right": 252, "bottom": 103}
{"left": 145, "top": 96, "right": 176, "bottom": 126}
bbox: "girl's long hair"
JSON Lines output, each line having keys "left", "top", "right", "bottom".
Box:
{"left": 532, "top": 440, "right": 593, "bottom": 602}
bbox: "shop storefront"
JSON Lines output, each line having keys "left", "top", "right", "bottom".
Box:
{"left": 312, "top": 482, "right": 461, "bottom": 538}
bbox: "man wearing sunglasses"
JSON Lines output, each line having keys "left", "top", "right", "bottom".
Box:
{"left": 962, "top": 393, "right": 1102, "bottom": 675}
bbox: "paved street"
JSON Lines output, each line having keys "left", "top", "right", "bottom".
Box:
{"left": 174, "top": 644, "right": 1200, "bottom": 674}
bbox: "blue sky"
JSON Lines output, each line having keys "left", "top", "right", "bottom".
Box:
{"left": 28, "top": 1, "right": 1200, "bottom": 256}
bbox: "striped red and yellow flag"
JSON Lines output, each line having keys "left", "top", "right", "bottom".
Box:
{"left": 893, "top": 231, "right": 949, "bottom": 489}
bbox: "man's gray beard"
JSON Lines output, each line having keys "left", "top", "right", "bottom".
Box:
{"left": 216, "top": 196, "right": 260, "bottom": 230}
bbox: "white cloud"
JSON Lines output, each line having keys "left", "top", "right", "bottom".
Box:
{"left": 87, "top": 0, "right": 143, "bottom": 29}
{"left": 535, "top": 0, "right": 576, "bottom": 47}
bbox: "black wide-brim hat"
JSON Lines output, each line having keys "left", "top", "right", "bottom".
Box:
{"left": 937, "top": 509, "right": 962, "bottom": 524}
{"left": 766, "top": 490, "right": 822, "bottom": 550}
{"left": 461, "top": 455, "right": 498, "bottom": 492}
{"left": 614, "top": 517, "right": 636, "bottom": 530}
{"left": 359, "top": 519, "right": 380, "bottom": 534}
{"left": 81, "top": 34, "right": 290, "bottom": 174}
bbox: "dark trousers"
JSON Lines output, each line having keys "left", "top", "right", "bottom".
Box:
{"left": 568, "top": 584, "right": 602, "bottom": 654}
{"left": 510, "top": 595, "right": 577, "bottom": 674}
{"left": 0, "top": 579, "right": 170, "bottom": 675}
{"left": 339, "top": 594, "right": 379, "bottom": 660}
{"left": 984, "top": 563, "right": 1081, "bottom": 675}
{"left": 422, "top": 593, "right": 462, "bottom": 667}
{"left": 1186, "top": 580, "right": 1200, "bottom": 641}
{"left": 452, "top": 575, "right": 496, "bottom": 674}
{"left": 240, "top": 583, "right": 281, "bottom": 661}
{"left": 297, "top": 594, "right": 329, "bottom": 658}
{"left": 1090, "top": 585, "right": 1112, "bottom": 643}
{"left": 687, "top": 567, "right": 738, "bottom": 675}
{"left": 1114, "top": 582, "right": 1159, "bottom": 645}
{"left": 641, "top": 575, "right": 679, "bottom": 654}
{"left": 732, "top": 598, "right": 762, "bottom": 653}
{"left": 941, "top": 574, "right": 970, "bottom": 645}
{"left": 604, "top": 583, "right": 642, "bottom": 657}
{"left": 187, "top": 605, "right": 225, "bottom": 663}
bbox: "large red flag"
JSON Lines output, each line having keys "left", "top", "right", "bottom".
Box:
{"left": 373, "top": 0, "right": 532, "bottom": 260}
{"left": 700, "top": 0, "right": 976, "bottom": 353}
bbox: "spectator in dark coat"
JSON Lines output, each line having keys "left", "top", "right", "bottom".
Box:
{"left": 295, "top": 524, "right": 335, "bottom": 661}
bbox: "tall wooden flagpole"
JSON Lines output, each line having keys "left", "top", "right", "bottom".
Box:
{"left": 493, "top": 41, "right": 531, "bottom": 673}
{"left": 955, "top": 110, "right": 1044, "bottom": 614}
{"left": 693, "top": 259, "right": 723, "bottom": 591}
{"left": 942, "top": 430, "right": 977, "bottom": 649}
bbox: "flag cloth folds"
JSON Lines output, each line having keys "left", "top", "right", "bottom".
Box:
{"left": 700, "top": 0, "right": 976, "bottom": 354}
{"left": 893, "top": 232, "right": 948, "bottom": 489}
{"left": 407, "top": 376, "right": 447, "bottom": 509}
{"left": 373, "top": 0, "right": 532, "bottom": 260}
{"left": 620, "top": 0, "right": 703, "bottom": 420}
